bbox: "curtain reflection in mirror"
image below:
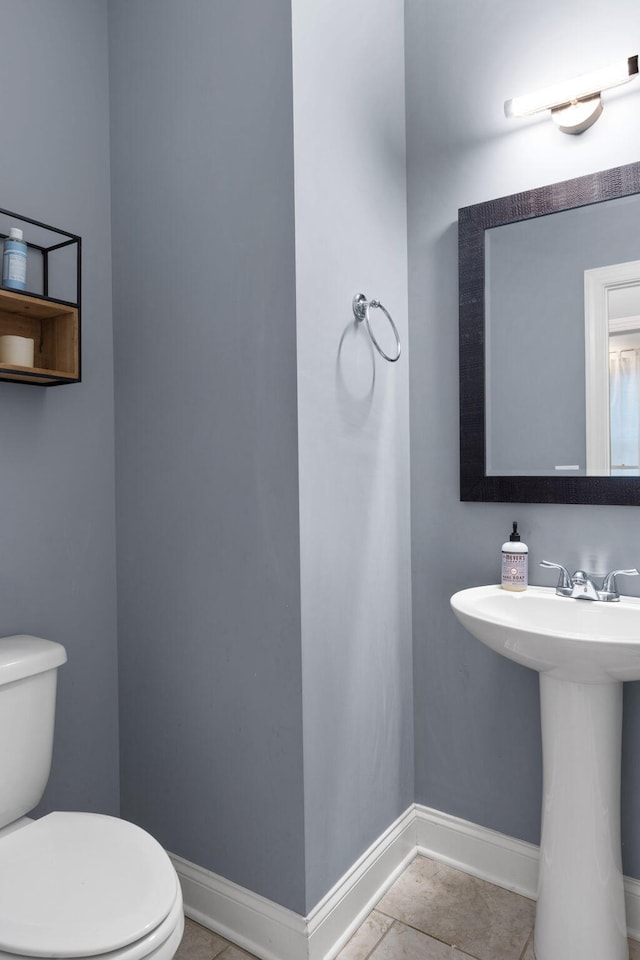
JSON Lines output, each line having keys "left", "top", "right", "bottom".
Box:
{"left": 610, "top": 347, "right": 640, "bottom": 476}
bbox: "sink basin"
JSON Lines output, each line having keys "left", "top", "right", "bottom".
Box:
{"left": 450, "top": 584, "right": 637, "bottom": 960}
{"left": 450, "top": 584, "right": 640, "bottom": 682}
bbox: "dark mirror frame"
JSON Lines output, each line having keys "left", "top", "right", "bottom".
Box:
{"left": 459, "top": 160, "right": 640, "bottom": 505}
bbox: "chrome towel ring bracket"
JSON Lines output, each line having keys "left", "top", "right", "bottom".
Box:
{"left": 352, "top": 293, "right": 401, "bottom": 363}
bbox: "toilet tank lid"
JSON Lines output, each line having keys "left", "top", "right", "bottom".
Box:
{"left": 0, "top": 636, "right": 67, "bottom": 686}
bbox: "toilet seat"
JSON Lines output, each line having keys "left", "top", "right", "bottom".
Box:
{"left": 0, "top": 812, "right": 182, "bottom": 959}
{"left": 0, "top": 893, "right": 183, "bottom": 960}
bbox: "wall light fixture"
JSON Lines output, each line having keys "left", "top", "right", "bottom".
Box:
{"left": 504, "top": 55, "right": 639, "bottom": 134}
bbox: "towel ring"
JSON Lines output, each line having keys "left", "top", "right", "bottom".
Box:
{"left": 352, "top": 293, "right": 401, "bottom": 363}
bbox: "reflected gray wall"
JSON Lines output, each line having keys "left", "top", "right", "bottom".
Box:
{"left": 406, "top": 0, "right": 640, "bottom": 877}
{"left": 0, "top": 0, "right": 119, "bottom": 818}
{"left": 109, "top": 0, "right": 306, "bottom": 912}
{"left": 487, "top": 195, "right": 640, "bottom": 475}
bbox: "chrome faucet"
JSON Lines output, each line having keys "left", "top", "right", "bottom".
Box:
{"left": 539, "top": 561, "right": 639, "bottom": 601}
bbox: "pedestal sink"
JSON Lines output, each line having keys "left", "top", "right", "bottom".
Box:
{"left": 450, "top": 584, "right": 640, "bottom": 960}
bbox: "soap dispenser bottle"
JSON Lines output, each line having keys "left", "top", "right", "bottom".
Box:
{"left": 501, "top": 522, "right": 528, "bottom": 591}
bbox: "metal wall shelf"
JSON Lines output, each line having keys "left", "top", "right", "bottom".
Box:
{"left": 0, "top": 208, "right": 81, "bottom": 386}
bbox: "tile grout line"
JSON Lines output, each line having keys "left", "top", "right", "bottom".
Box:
{"left": 217, "top": 947, "right": 257, "bottom": 960}
{"left": 517, "top": 930, "right": 534, "bottom": 960}
{"left": 372, "top": 855, "right": 536, "bottom": 960}
{"left": 367, "top": 914, "right": 482, "bottom": 960}
{"left": 358, "top": 917, "right": 398, "bottom": 960}
{"left": 364, "top": 906, "right": 533, "bottom": 960}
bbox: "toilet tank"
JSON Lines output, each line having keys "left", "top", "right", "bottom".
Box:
{"left": 0, "top": 636, "right": 67, "bottom": 829}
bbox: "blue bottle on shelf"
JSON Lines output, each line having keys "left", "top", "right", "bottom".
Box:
{"left": 2, "top": 227, "right": 27, "bottom": 291}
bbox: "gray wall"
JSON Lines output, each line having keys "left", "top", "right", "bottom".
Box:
{"left": 406, "top": 0, "right": 640, "bottom": 876}
{"left": 0, "top": 0, "right": 119, "bottom": 817}
{"left": 291, "top": 0, "right": 413, "bottom": 911}
{"left": 13, "top": 0, "right": 640, "bottom": 921}
{"left": 108, "top": 0, "right": 306, "bottom": 913}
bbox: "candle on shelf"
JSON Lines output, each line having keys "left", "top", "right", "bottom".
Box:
{"left": 0, "top": 335, "right": 34, "bottom": 367}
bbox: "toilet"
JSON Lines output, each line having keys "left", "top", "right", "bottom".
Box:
{"left": 0, "top": 635, "right": 184, "bottom": 960}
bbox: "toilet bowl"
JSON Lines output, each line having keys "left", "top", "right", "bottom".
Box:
{"left": 0, "top": 812, "right": 184, "bottom": 960}
{"left": 0, "top": 636, "right": 184, "bottom": 960}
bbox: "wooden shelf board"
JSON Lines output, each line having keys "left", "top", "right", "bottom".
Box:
{"left": 0, "top": 288, "right": 76, "bottom": 320}
{"left": 0, "top": 362, "right": 77, "bottom": 378}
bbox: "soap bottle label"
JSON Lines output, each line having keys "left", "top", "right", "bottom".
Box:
{"left": 502, "top": 551, "right": 528, "bottom": 588}
{"left": 2, "top": 242, "right": 27, "bottom": 288}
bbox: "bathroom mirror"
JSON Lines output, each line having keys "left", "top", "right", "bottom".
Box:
{"left": 459, "top": 160, "right": 640, "bottom": 504}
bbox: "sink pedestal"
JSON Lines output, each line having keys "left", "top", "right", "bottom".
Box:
{"left": 449, "top": 585, "right": 640, "bottom": 960}
{"left": 535, "top": 674, "right": 627, "bottom": 960}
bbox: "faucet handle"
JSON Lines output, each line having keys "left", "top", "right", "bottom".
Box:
{"left": 540, "top": 560, "right": 573, "bottom": 596}
{"left": 602, "top": 568, "right": 639, "bottom": 599}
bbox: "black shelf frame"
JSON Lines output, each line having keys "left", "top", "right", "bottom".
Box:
{"left": 0, "top": 206, "right": 81, "bottom": 386}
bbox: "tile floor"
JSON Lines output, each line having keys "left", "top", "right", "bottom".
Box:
{"left": 174, "top": 854, "right": 640, "bottom": 960}
{"left": 174, "top": 919, "right": 258, "bottom": 960}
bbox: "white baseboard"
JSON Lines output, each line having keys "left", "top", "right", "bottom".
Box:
{"left": 170, "top": 805, "right": 415, "bottom": 960}
{"left": 169, "top": 852, "right": 307, "bottom": 960}
{"left": 414, "top": 806, "right": 640, "bottom": 941}
{"left": 307, "top": 805, "right": 417, "bottom": 960}
{"left": 170, "top": 803, "right": 640, "bottom": 960}
{"left": 414, "top": 805, "right": 539, "bottom": 899}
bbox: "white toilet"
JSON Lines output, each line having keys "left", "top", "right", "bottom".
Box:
{"left": 0, "top": 635, "right": 184, "bottom": 960}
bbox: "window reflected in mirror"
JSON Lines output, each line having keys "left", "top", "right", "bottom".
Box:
{"left": 609, "top": 285, "right": 640, "bottom": 476}
{"left": 585, "top": 261, "right": 640, "bottom": 476}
